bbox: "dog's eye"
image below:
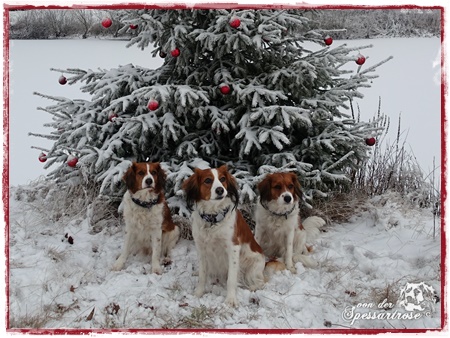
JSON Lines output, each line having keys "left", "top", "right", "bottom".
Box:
{"left": 138, "top": 171, "right": 145, "bottom": 176}
{"left": 274, "top": 185, "right": 282, "bottom": 190}
{"left": 204, "top": 178, "right": 213, "bottom": 184}
{"left": 219, "top": 177, "right": 226, "bottom": 183}
{"left": 151, "top": 170, "right": 157, "bottom": 175}
{"left": 288, "top": 184, "right": 294, "bottom": 189}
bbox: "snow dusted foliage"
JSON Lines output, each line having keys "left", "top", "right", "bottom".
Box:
{"left": 32, "top": 9, "right": 392, "bottom": 211}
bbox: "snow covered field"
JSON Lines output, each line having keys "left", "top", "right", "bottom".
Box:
{"left": 8, "top": 189, "right": 442, "bottom": 330}
{"left": 6, "top": 38, "right": 444, "bottom": 331}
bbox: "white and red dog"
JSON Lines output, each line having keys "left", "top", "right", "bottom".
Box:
{"left": 183, "top": 165, "right": 266, "bottom": 307}
{"left": 255, "top": 172, "right": 325, "bottom": 273}
{"left": 113, "top": 162, "right": 180, "bottom": 274}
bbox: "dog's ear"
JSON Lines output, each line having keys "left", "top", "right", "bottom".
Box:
{"left": 289, "top": 172, "right": 302, "bottom": 199}
{"left": 153, "top": 162, "right": 167, "bottom": 192}
{"left": 221, "top": 166, "right": 239, "bottom": 210}
{"left": 257, "top": 174, "right": 272, "bottom": 202}
{"left": 182, "top": 169, "right": 200, "bottom": 210}
{"left": 123, "top": 162, "right": 137, "bottom": 191}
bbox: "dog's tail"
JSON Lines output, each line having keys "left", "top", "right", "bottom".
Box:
{"left": 301, "top": 216, "right": 325, "bottom": 242}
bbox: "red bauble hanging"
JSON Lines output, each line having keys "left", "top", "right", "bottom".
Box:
{"left": 108, "top": 113, "right": 118, "bottom": 122}
{"left": 38, "top": 152, "right": 47, "bottom": 163}
{"left": 324, "top": 36, "right": 333, "bottom": 46}
{"left": 101, "top": 18, "right": 112, "bottom": 28}
{"left": 129, "top": 24, "right": 138, "bottom": 30}
{"left": 67, "top": 155, "right": 78, "bottom": 167}
{"left": 230, "top": 18, "right": 241, "bottom": 29}
{"left": 148, "top": 99, "right": 159, "bottom": 111}
{"left": 365, "top": 137, "right": 376, "bottom": 146}
{"left": 219, "top": 84, "right": 231, "bottom": 95}
{"left": 59, "top": 75, "right": 67, "bottom": 85}
{"left": 356, "top": 54, "right": 366, "bottom": 65}
{"left": 171, "top": 48, "right": 180, "bottom": 57}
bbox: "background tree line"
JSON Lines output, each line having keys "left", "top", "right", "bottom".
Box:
{"left": 9, "top": 8, "right": 441, "bottom": 40}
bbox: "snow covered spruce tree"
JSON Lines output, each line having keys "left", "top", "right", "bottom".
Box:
{"left": 32, "top": 9, "right": 391, "bottom": 213}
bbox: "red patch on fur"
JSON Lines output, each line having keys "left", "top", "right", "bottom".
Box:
{"left": 233, "top": 211, "right": 263, "bottom": 254}
{"left": 182, "top": 165, "right": 239, "bottom": 209}
{"left": 122, "top": 162, "right": 176, "bottom": 232}
{"left": 191, "top": 166, "right": 234, "bottom": 201}
{"left": 197, "top": 168, "right": 215, "bottom": 201}
{"left": 123, "top": 162, "right": 166, "bottom": 194}
{"left": 257, "top": 172, "right": 302, "bottom": 202}
{"left": 183, "top": 165, "right": 260, "bottom": 254}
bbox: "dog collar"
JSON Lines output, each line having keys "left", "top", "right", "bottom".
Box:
{"left": 200, "top": 206, "right": 231, "bottom": 225}
{"left": 131, "top": 196, "right": 160, "bottom": 209}
{"left": 260, "top": 201, "right": 296, "bottom": 220}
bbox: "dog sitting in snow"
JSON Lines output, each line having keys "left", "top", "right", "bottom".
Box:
{"left": 182, "top": 165, "right": 267, "bottom": 307}
{"left": 112, "top": 162, "right": 180, "bottom": 274}
{"left": 254, "top": 172, "right": 325, "bottom": 273}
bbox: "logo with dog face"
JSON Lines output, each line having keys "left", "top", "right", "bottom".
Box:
{"left": 398, "top": 282, "right": 437, "bottom": 313}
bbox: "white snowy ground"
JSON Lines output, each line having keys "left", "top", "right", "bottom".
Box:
{"left": 8, "top": 189, "right": 442, "bottom": 330}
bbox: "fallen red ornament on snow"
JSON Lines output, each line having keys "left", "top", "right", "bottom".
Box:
{"left": 148, "top": 100, "right": 159, "bottom": 111}
{"left": 230, "top": 18, "right": 241, "bottom": 29}
{"left": 219, "top": 84, "right": 231, "bottom": 95}
{"left": 129, "top": 24, "right": 138, "bottom": 30}
{"left": 324, "top": 36, "right": 333, "bottom": 46}
{"left": 38, "top": 152, "right": 47, "bottom": 163}
{"left": 365, "top": 137, "right": 376, "bottom": 146}
{"left": 67, "top": 155, "right": 78, "bottom": 167}
{"left": 102, "top": 18, "right": 112, "bottom": 28}
{"left": 356, "top": 54, "right": 366, "bottom": 65}
{"left": 171, "top": 48, "right": 180, "bottom": 57}
{"left": 59, "top": 75, "right": 67, "bottom": 85}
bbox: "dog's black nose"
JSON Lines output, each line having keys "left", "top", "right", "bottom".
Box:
{"left": 145, "top": 177, "right": 153, "bottom": 186}
{"left": 284, "top": 195, "right": 292, "bottom": 203}
{"left": 216, "top": 187, "right": 224, "bottom": 196}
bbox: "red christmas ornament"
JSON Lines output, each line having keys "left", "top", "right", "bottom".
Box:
{"left": 129, "top": 24, "right": 138, "bottom": 30}
{"left": 230, "top": 18, "right": 241, "bottom": 29}
{"left": 59, "top": 75, "right": 67, "bottom": 85}
{"left": 148, "top": 99, "right": 159, "bottom": 111}
{"left": 324, "top": 36, "right": 333, "bottom": 46}
{"left": 171, "top": 48, "right": 180, "bottom": 57}
{"left": 356, "top": 54, "right": 366, "bottom": 65}
{"left": 219, "top": 84, "right": 231, "bottom": 95}
{"left": 67, "top": 155, "right": 78, "bottom": 167}
{"left": 109, "top": 113, "right": 118, "bottom": 122}
{"left": 102, "top": 18, "right": 112, "bottom": 28}
{"left": 365, "top": 137, "right": 376, "bottom": 146}
{"left": 38, "top": 152, "right": 47, "bottom": 163}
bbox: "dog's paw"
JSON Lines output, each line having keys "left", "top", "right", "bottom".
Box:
{"left": 286, "top": 264, "right": 297, "bottom": 274}
{"left": 152, "top": 265, "right": 163, "bottom": 275}
{"left": 248, "top": 278, "right": 265, "bottom": 291}
{"left": 194, "top": 287, "right": 205, "bottom": 298}
{"left": 112, "top": 260, "right": 124, "bottom": 271}
{"left": 225, "top": 296, "right": 239, "bottom": 308}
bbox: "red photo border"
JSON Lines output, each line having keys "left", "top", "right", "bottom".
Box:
{"left": 2, "top": 2, "right": 447, "bottom": 335}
